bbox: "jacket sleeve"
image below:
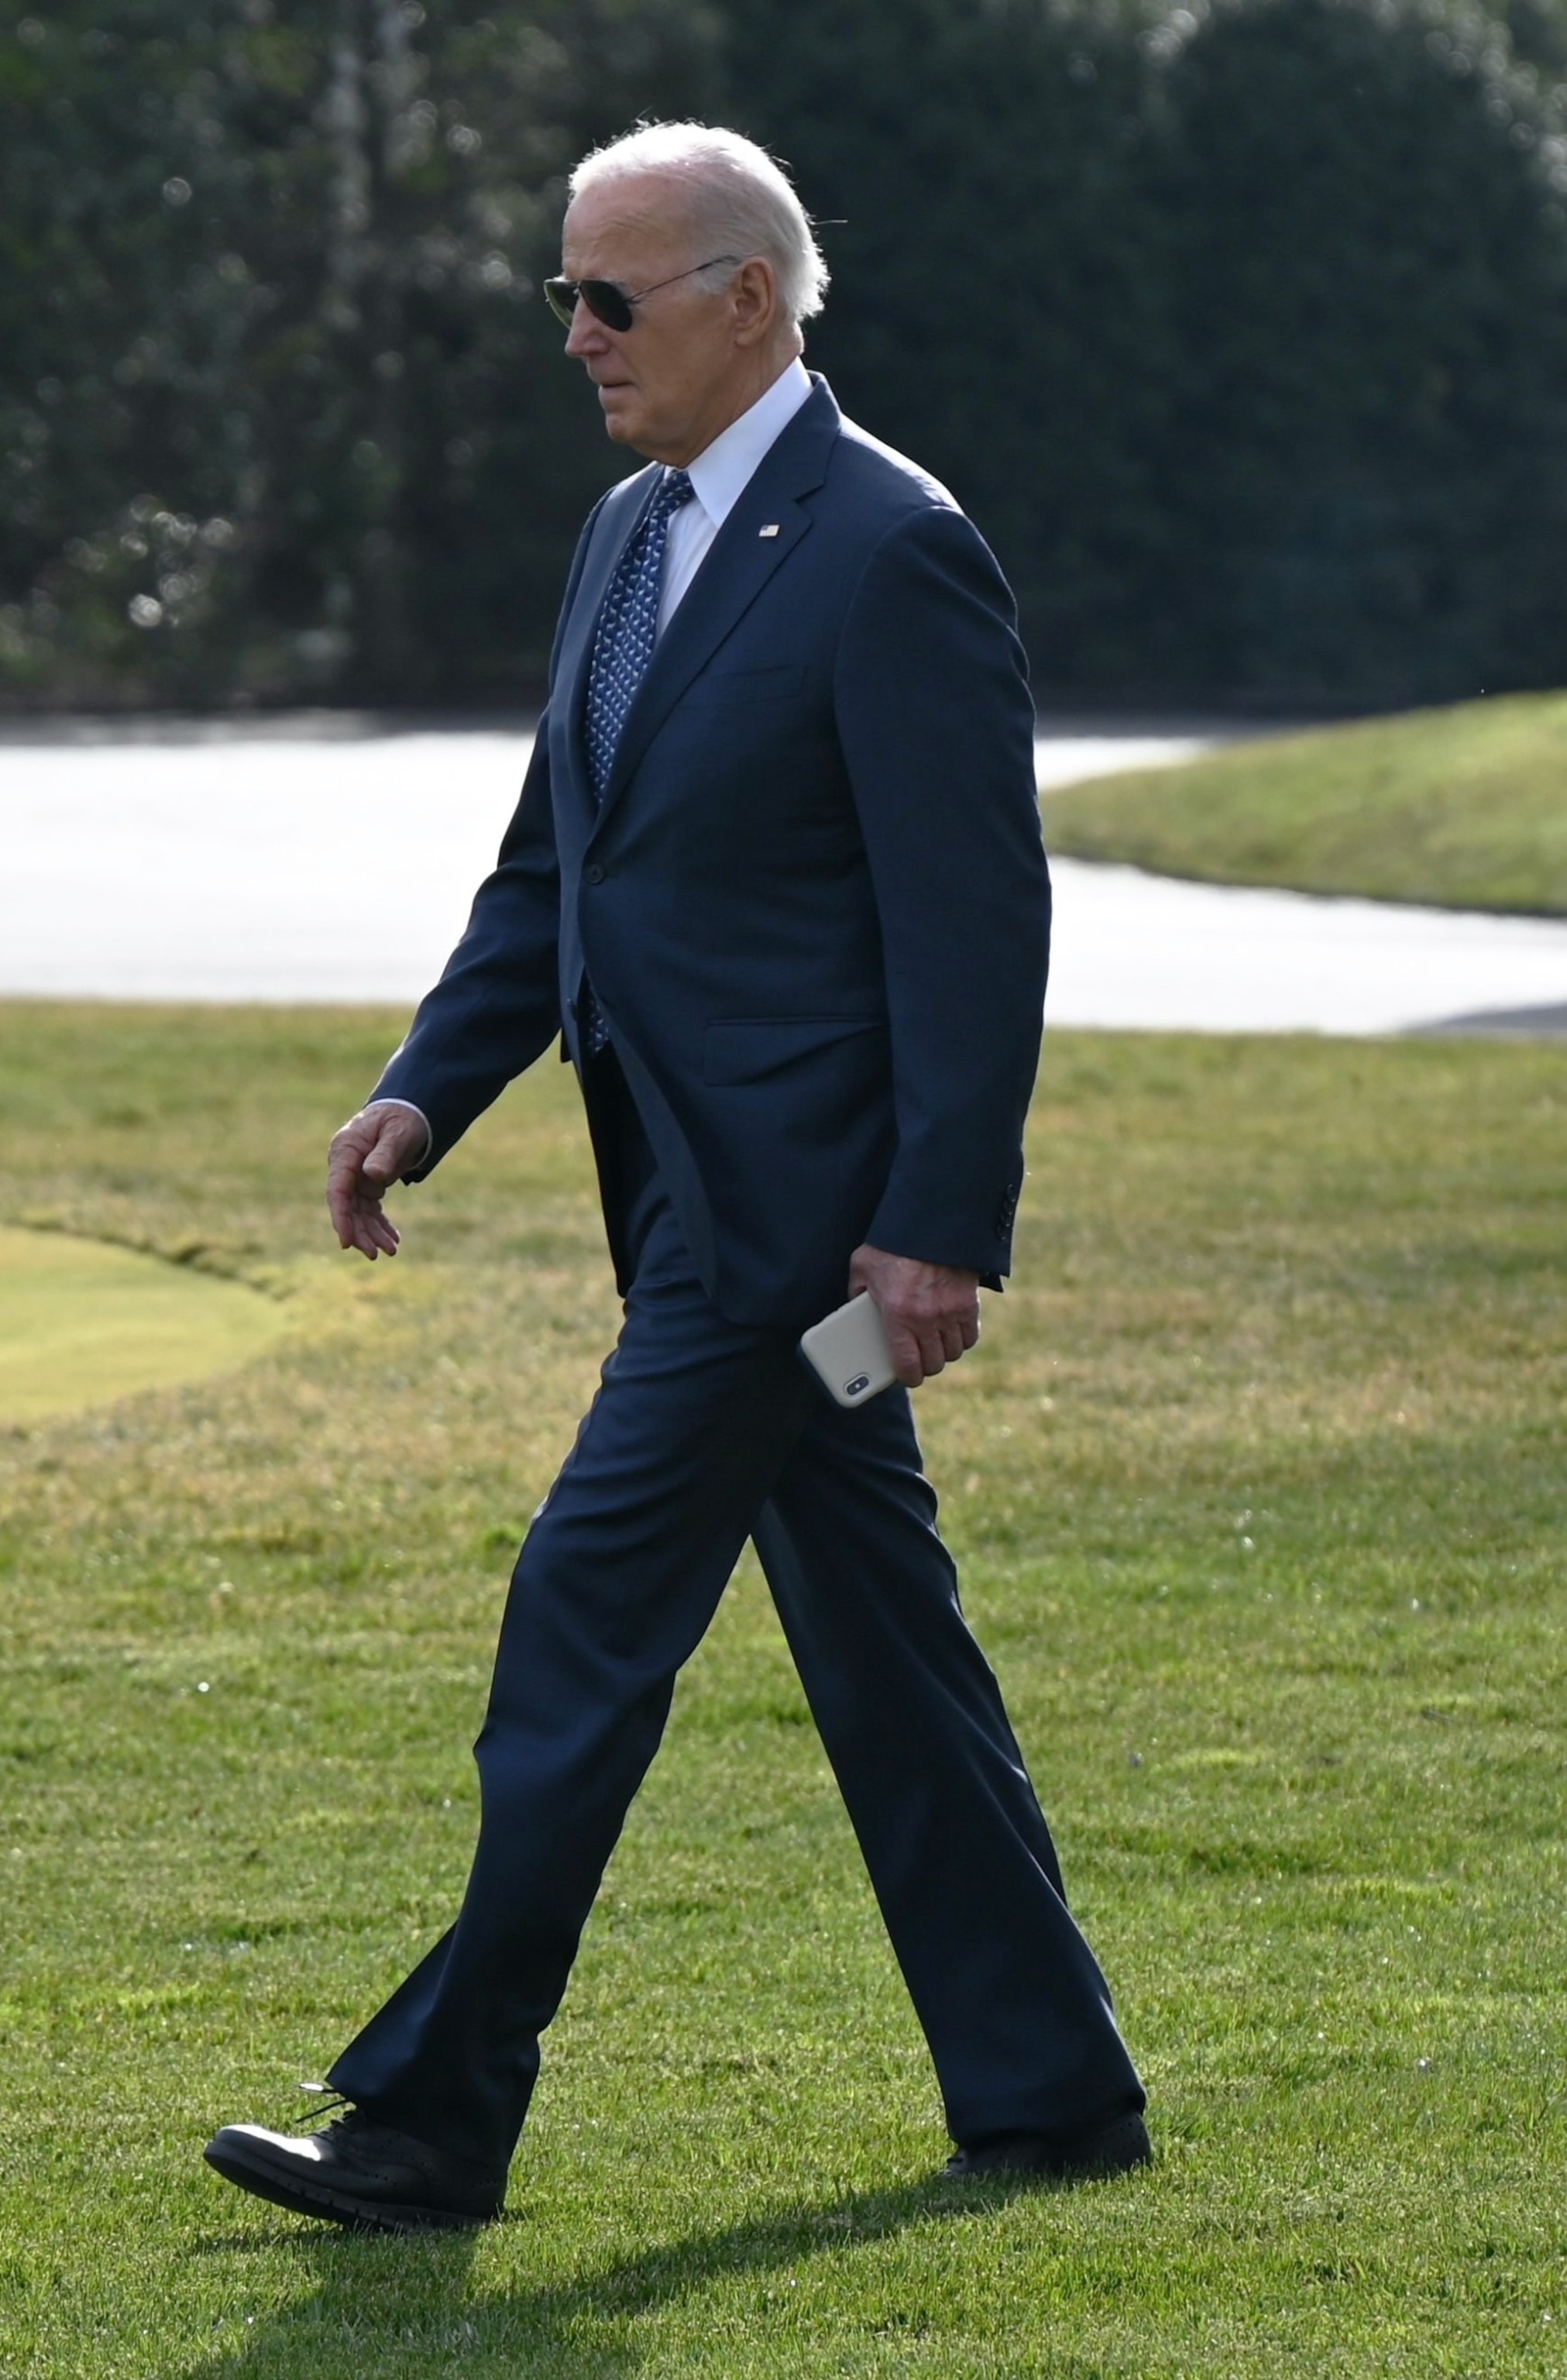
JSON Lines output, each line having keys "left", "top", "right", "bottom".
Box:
{"left": 833, "top": 503, "right": 1050, "bottom": 1277}
{"left": 368, "top": 720, "right": 564, "bottom": 1178}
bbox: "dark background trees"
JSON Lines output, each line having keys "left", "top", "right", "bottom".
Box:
{"left": 5, "top": 0, "right": 1567, "bottom": 711}
{"left": 0, "top": 0, "right": 724, "bottom": 705}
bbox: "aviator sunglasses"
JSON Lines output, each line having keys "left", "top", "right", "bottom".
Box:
{"left": 543, "top": 254, "right": 741, "bottom": 332}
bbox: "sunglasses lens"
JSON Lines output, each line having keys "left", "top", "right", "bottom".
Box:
{"left": 545, "top": 277, "right": 636, "bottom": 333}
{"left": 580, "top": 280, "right": 634, "bottom": 332}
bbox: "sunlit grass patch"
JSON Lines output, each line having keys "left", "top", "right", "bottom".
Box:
{"left": 1043, "top": 690, "right": 1567, "bottom": 912}
{"left": 0, "top": 1223, "right": 291, "bottom": 1422}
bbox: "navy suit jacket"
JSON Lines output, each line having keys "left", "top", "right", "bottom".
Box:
{"left": 372, "top": 376, "right": 1051, "bottom": 1329}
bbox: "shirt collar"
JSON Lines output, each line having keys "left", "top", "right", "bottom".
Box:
{"left": 682, "top": 359, "right": 813, "bottom": 529}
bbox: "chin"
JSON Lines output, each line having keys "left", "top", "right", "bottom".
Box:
{"left": 598, "top": 394, "right": 644, "bottom": 445}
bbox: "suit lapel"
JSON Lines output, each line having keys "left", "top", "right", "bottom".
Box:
{"left": 593, "top": 380, "right": 841, "bottom": 824}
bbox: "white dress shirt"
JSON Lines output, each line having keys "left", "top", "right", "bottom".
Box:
{"left": 373, "top": 358, "right": 815, "bottom": 1164}
{"left": 657, "top": 357, "right": 813, "bottom": 635}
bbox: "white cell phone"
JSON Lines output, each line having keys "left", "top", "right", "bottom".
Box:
{"left": 799, "top": 1291, "right": 898, "bottom": 1408}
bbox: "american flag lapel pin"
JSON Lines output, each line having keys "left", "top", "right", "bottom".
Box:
{"left": 758, "top": 523, "right": 781, "bottom": 538}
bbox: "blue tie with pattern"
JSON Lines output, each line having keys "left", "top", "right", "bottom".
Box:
{"left": 580, "top": 466, "right": 696, "bottom": 1050}
{"left": 586, "top": 466, "right": 696, "bottom": 801}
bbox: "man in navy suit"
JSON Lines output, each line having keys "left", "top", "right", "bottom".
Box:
{"left": 206, "top": 122, "right": 1147, "bottom": 2231}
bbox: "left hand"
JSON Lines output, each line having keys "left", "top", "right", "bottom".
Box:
{"left": 848, "top": 1244, "right": 981, "bottom": 1387}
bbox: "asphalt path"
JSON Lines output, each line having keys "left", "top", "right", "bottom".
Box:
{"left": 2, "top": 722, "right": 1564, "bottom": 1035}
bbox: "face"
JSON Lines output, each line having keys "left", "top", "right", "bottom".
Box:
{"left": 559, "top": 174, "right": 771, "bottom": 466}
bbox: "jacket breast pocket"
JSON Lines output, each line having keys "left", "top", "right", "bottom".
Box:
{"left": 703, "top": 1016, "right": 886, "bottom": 1086}
{"left": 682, "top": 664, "right": 805, "bottom": 710}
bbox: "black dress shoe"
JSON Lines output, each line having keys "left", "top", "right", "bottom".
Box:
{"left": 943, "top": 2109, "right": 1152, "bottom": 2183}
{"left": 204, "top": 2102, "right": 505, "bottom": 2232}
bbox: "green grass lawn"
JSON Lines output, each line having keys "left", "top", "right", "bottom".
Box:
{"left": 1042, "top": 690, "right": 1567, "bottom": 912}
{"left": 1, "top": 1002, "right": 1563, "bottom": 2377}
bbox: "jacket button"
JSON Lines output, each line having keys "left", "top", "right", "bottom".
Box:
{"left": 584, "top": 862, "right": 605, "bottom": 885}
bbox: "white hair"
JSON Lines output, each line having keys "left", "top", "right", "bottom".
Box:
{"left": 568, "top": 122, "right": 829, "bottom": 328}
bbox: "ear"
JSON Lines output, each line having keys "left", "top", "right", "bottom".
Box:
{"left": 730, "top": 256, "right": 780, "bottom": 348}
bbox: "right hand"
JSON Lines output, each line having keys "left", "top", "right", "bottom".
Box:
{"left": 326, "top": 1103, "right": 429, "bottom": 1261}
{"left": 847, "top": 1243, "right": 981, "bottom": 1387}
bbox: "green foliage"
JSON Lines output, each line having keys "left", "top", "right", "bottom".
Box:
{"left": 1148, "top": 0, "right": 1567, "bottom": 704}
{"left": 0, "top": 0, "right": 723, "bottom": 707}
{"left": 7, "top": 0, "right": 1567, "bottom": 705}
{"left": 722, "top": 0, "right": 1181, "bottom": 693}
{"left": 1042, "top": 690, "right": 1567, "bottom": 910}
{"left": 2, "top": 1010, "right": 1565, "bottom": 2371}
{"left": 729, "top": 0, "right": 1567, "bottom": 705}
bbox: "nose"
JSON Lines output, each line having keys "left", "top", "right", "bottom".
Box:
{"left": 564, "top": 301, "right": 607, "bottom": 359}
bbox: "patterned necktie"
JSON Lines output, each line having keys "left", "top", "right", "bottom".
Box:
{"left": 584, "top": 466, "right": 696, "bottom": 801}
{"left": 579, "top": 466, "right": 696, "bottom": 1051}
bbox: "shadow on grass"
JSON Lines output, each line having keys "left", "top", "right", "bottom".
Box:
{"left": 178, "top": 2172, "right": 1056, "bottom": 2377}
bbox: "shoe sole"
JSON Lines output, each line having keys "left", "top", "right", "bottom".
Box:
{"left": 203, "top": 2138, "right": 494, "bottom": 2233}
{"left": 943, "top": 2112, "right": 1153, "bottom": 2185}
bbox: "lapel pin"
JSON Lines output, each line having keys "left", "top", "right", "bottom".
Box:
{"left": 758, "top": 523, "right": 781, "bottom": 538}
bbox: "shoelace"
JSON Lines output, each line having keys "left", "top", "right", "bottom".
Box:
{"left": 297, "top": 2081, "right": 359, "bottom": 2131}
{"left": 299, "top": 2081, "right": 497, "bottom": 2192}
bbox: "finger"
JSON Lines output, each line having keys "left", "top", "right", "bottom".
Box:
{"left": 327, "top": 1116, "right": 379, "bottom": 1173}
{"left": 331, "top": 1179, "right": 400, "bottom": 1261}
{"left": 327, "top": 1185, "right": 359, "bottom": 1251}
{"left": 328, "top": 1179, "right": 377, "bottom": 1254}
{"left": 912, "top": 1323, "right": 947, "bottom": 1381}
{"left": 325, "top": 1140, "right": 365, "bottom": 1193}
{"left": 325, "top": 1141, "right": 372, "bottom": 1220}
{"left": 339, "top": 1198, "right": 375, "bottom": 1257}
{"left": 358, "top": 1182, "right": 401, "bottom": 1246}
{"left": 939, "top": 1319, "right": 967, "bottom": 1364}
{"left": 361, "top": 1125, "right": 411, "bottom": 1189}
{"left": 960, "top": 1305, "right": 981, "bottom": 1351}
{"left": 358, "top": 1205, "right": 400, "bottom": 1257}
{"left": 884, "top": 1316, "right": 926, "bottom": 1388}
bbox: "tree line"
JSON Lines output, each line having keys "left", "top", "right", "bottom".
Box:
{"left": 5, "top": 0, "right": 1567, "bottom": 712}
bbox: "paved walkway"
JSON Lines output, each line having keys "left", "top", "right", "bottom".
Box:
{"left": 2, "top": 724, "right": 1564, "bottom": 1034}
